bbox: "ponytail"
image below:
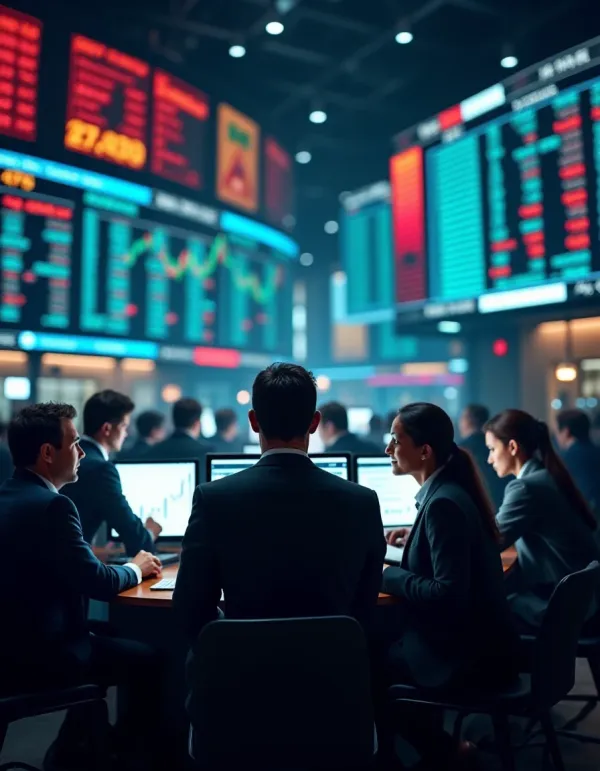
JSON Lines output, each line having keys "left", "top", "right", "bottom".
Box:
{"left": 447, "top": 447, "right": 500, "bottom": 542}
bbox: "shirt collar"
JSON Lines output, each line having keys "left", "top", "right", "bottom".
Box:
{"left": 517, "top": 459, "right": 535, "bottom": 479}
{"left": 31, "top": 471, "right": 58, "bottom": 494}
{"left": 261, "top": 448, "right": 308, "bottom": 458}
{"left": 82, "top": 435, "right": 109, "bottom": 461}
{"left": 415, "top": 464, "right": 446, "bottom": 506}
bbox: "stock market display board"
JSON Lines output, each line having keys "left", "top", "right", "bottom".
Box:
{"left": 391, "top": 36, "right": 600, "bottom": 325}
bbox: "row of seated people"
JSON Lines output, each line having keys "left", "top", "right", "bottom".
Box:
{"left": 1, "top": 362, "right": 599, "bottom": 771}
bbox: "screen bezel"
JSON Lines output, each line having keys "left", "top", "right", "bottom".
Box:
{"left": 206, "top": 452, "right": 354, "bottom": 482}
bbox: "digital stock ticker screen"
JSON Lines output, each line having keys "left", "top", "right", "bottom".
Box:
{"left": 0, "top": 4, "right": 298, "bottom": 362}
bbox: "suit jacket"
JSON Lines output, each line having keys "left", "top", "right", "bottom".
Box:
{"left": 146, "top": 430, "right": 215, "bottom": 481}
{"left": 173, "top": 452, "right": 386, "bottom": 647}
{"left": 381, "top": 469, "right": 520, "bottom": 689}
{"left": 64, "top": 439, "right": 155, "bottom": 556}
{"left": 561, "top": 440, "right": 600, "bottom": 518}
{"left": 0, "top": 469, "right": 137, "bottom": 688}
{"left": 460, "top": 431, "right": 508, "bottom": 510}
{"left": 327, "top": 432, "right": 383, "bottom": 456}
{"left": 0, "top": 442, "right": 13, "bottom": 485}
{"left": 497, "top": 459, "right": 600, "bottom": 629}
{"left": 117, "top": 439, "right": 151, "bottom": 461}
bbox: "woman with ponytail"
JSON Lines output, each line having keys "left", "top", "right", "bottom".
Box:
{"left": 485, "top": 409, "right": 600, "bottom": 631}
{"left": 377, "top": 404, "right": 520, "bottom": 770}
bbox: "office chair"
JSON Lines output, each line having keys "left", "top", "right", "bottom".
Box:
{"left": 387, "top": 561, "right": 600, "bottom": 771}
{"left": 187, "top": 616, "right": 375, "bottom": 771}
{"left": 552, "top": 632, "right": 600, "bottom": 744}
{"left": 0, "top": 684, "right": 106, "bottom": 771}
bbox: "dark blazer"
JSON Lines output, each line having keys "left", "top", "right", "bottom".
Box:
{"left": 381, "top": 469, "right": 520, "bottom": 689}
{"left": 327, "top": 432, "right": 383, "bottom": 456}
{"left": 64, "top": 439, "right": 155, "bottom": 556}
{"left": 0, "top": 470, "right": 137, "bottom": 689}
{"left": 146, "top": 430, "right": 215, "bottom": 481}
{"left": 460, "top": 431, "right": 508, "bottom": 509}
{"left": 173, "top": 452, "right": 386, "bottom": 646}
{"left": 497, "top": 459, "right": 600, "bottom": 629}
{"left": 0, "top": 441, "right": 13, "bottom": 485}
{"left": 561, "top": 440, "right": 600, "bottom": 518}
{"left": 117, "top": 439, "right": 151, "bottom": 461}
{"left": 210, "top": 434, "right": 244, "bottom": 454}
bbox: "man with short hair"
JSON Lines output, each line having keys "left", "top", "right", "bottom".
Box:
{"left": 174, "top": 363, "right": 385, "bottom": 648}
{"left": 147, "top": 397, "right": 215, "bottom": 479}
{"left": 318, "top": 401, "right": 382, "bottom": 455}
{"left": 0, "top": 403, "right": 161, "bottom": 767}
{"left": 64, "top": 390, "right": 160, "bottom": 556}
{"left": 118, "top": 410, "right": 166, "bottom": 461}
{"left": 458, "top": 403, "right": 507, "bottom": 509}
{"left": 557, "top": 408, "right": 600, "bottom": 517}
{"left": 211, "top": 407, "right": 243, "bottom": 453}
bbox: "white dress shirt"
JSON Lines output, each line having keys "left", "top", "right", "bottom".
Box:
{"left": 261, "top": 448, "right": 308, "bottom": 458}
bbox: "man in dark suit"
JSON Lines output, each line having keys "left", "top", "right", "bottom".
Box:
{"left": 557, "top": 408, "right": 600, "bottom": 519}
{"left": 0, "top": 402, "right": 162, "bottom": 768}
{"left": 459, "top": 403, "right": 508, "bottom": 509}
{"left": 64, "top": 390, "right": 160, "bottom": 556}
{"left": 174, "top": 363, "right": 386, "bottom": 649}
{"left": 118, "top": 409, "right": 166, "bottom": 461}
{"left": 211, "top": 407, "right": 243, "bottom": 453}
{"left": 146, "top": 398, "right": 215, "bottom": 479}
{"left": 0, "top": 420, "right": 13, "bottom": 484}
{"left": 318, "top": 401, "right": 383, "bottom": 455}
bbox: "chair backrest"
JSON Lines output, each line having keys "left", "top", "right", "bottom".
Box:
{"left": 532, "top": 561, "right": 600, "bottom": 708}
{"left": 188, "top": 616, "right": 374, "bottom": 771}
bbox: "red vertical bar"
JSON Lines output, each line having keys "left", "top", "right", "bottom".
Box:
{"left": 390, "top": 147, "right": 426, "bottom": 303}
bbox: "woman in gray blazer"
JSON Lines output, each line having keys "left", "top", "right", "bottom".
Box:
{"left": 485, "top": 409, "right": 599, "bottom": 631}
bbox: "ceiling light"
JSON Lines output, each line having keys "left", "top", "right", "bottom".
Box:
{"left": 500, "top": 54, "right": 518, "bottom": 69}
{"left": 229, "top": 44, "right": 246, "bottom": 58}
{"left": 237, "top": 389, "right": 251, "bottom": 405}
{"left": 555, "top": 362, "right": 578, "bottom": 382}
{"left": 395, "top": 30, "right": 413, "bottom": 44}
{"left": 299, "top": 252, "right": 314, "bottom": 266}
{"left": 316, "top": 375, "right": 331, "bottom": 391}
{"left": 324, "top": 220, "right": 339, "bottom": 234}
{"left": 266, "top": 20, "right": 284, "bottom": 35}
{"left": 309, "top": 109, "right": 327, "bottom": 124}
{"left": 437, "top": 320, "right": 461, "bottom": 334}
{"left": 295, "top": 150, "right": 312, "bottom": 164}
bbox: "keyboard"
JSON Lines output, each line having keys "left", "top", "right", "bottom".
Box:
{"left": 108, "top": 552, "right": 180, "bottom": 567}
{"left": 150, "top": 578, "right": 176, "bottom": 591}
{"left": 385, "top": 544, "right": 404, "bottom": 565}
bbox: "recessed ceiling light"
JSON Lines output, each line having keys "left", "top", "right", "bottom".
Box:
{"left": 300, "top": 252, "right": 314, "bottom": 266}
{"left": 500, "top": 54, "right": 518, "bottom": 68}
{"left": 266, "top": 20, "right": 284, "bottom": 35}
{"left": 324, "top": 220, "right": 339, "bottom": 234}
{"left": 395, "top": 30, "right": 413, "bottom": 44}
{"left": 309, "top": 109, "right": 327, "bottom": 124}
{"left": 295, "top": 150, "right": 312, "bottom": 164}
{"left": 229, "top": 44, "right": 246, "bottom": 58}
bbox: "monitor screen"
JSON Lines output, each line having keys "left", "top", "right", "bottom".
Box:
{"left": 207, "top": 453, "right": 351, "bottom": 481}
{"left": 355, "top": 456, "right": 420, "bottom": 528}
{"left": 347, "top": 407, "right": 373, "bottom": 436}
{"left": 113, "top": 460, "right": 198, "bottom": 538}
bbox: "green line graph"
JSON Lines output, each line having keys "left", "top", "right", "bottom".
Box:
{"left": 124, "top": 230, "right": 282, "bottom": 305}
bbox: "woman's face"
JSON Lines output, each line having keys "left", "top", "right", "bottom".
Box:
{"left": 385, "top": 417, "right": 424, "bottom": 476}
{"left": 485, "top": 430, "right": 517, "bottom": 478}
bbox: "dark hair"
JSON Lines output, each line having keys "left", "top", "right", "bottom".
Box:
{"left": 83, "top": 390, "right": 134, "bottom": 437}
{"left": 215, "top": 408, "right": 237, "bottom": 434}
{"left": 319, "top": 402, "right": 348, "bottom": 432}
{"left": 463, "top": 404, "right": 490, "bottom": 432}
{"left": 557, "top": 409, "right": 591, "bottom": 443}
{"left": 135, "top": 410, "right": 165, "bottom": 439}
{"left": 369, "top": 415, "right": 384, "bottom": 432}
{"left": 397, "top": 402, "right": 499, "bottom": 541}
{"left": 8, "top": 402, "right": 77, "bottom": 467}
{"left": 173, "top": 398, "right": 202, "bottom": 430}
{"left": 252, "top": 363, "right": 317, "bottom": 441}
{"left": 485, "top": 409, "right": 596, "bottom": 531}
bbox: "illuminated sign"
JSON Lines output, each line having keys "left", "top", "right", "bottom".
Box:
{"left": 217, "top": 103, "right": 259, "bottom": 213}
{"left": 265, "top": 137, "right": 293, "bottom": 229}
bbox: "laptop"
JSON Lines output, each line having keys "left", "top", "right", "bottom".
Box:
{"left": 354, "top": 455, "right": 420, "bottom": 564}
{"left": 111, "top": 459, "right": 200, "bottom": 566}
{"left": 207, "top": 453, "right": 352, "bottom": 482}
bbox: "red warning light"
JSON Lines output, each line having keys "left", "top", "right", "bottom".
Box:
{"left": 493, "top": 338, "right": 509, "bottom": 357}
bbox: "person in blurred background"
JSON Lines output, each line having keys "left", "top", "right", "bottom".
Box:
{"left": 0, "top": 420, "right": 13, "bottom": 485}
{"left": 211, "top": 407, "right": 243, "bottom": 453}
{"left": 318, "top": 401, "right": 382, "bottom": 455}
{"left": 147, "top": 398, "right": 215, "bottom": 479}
{"left": 65, "top": 390, "right": 160, "bottom": 557}
{"left": 118, "top": 409, "right": 166, "bottom": 461}
{"left": 485, "top": 409, "right": 600, "bottom": 631}
{"left": 458, "top": 403, "right": 508, "bottom": 509}
{"left": 556, "top": 408, "right": 600, "bottom": 520}
{"left": 367, "top": 414, "right": 386, "bottom": 448}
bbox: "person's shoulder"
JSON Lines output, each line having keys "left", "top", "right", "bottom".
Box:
{"left": 427, "top": 480, "right": 472, "bottom": 514}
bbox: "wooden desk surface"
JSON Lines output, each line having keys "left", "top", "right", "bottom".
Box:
{"left": 113, "top": 547, "right": 518, "bottom": 609}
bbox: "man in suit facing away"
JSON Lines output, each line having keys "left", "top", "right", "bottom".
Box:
{"left": 0, "top": 403, "right": 162, "bottom": 769}
{"left": 211, "top": 407, "right": 244, "bottom": 453}
{"left": 459, "top": 403, "right": 508, "bottom": 509}
{"left": 146, "top": 398, "right": 215, "bottom": 479}
{"left": 318, "top": 401, "right": 383, "bottom": 455}
{"left": 557, "top": 408, "right": 600, "bottom": 520}
{"left": 64, "top": 390, "right": 161, "bottom": 557}
{"left": 117, "top": 409, "right": 166, "bottom": 461}
{"left": 174, "top": 363, "right": 386, "bottom": 649}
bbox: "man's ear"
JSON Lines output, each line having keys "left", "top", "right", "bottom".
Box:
{"left": 248, "top": 409, "right": 260, "bottom": 434}
{"left": 308, "top": 411, "right": 321, "bottom": 436}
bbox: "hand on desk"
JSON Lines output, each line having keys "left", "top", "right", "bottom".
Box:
{"left": 132, "top": 551, "right": 162, "bottom": 579}
{"left": 386, "top": 527, "right": 411, "bottom": 547}
{"left": 145, "top": 517, "right": 163, "bottom": 540}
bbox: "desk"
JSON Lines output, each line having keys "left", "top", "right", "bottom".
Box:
{"left": 114, "top": 547, "right": 518, "bottom": 609}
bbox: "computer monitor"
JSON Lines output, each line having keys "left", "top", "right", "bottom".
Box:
{"left": 113, "top": 459, "right": 199, "bottom": 539}
{"left": 354, "top": 455, "right": 420, "bottom": 529}
{"left": 207, "top": 453, "right": 352, "bottom": 482}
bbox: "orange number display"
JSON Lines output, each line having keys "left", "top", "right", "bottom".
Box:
{"left": 64, "top": 118, "right": 147, "bottom": 170}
